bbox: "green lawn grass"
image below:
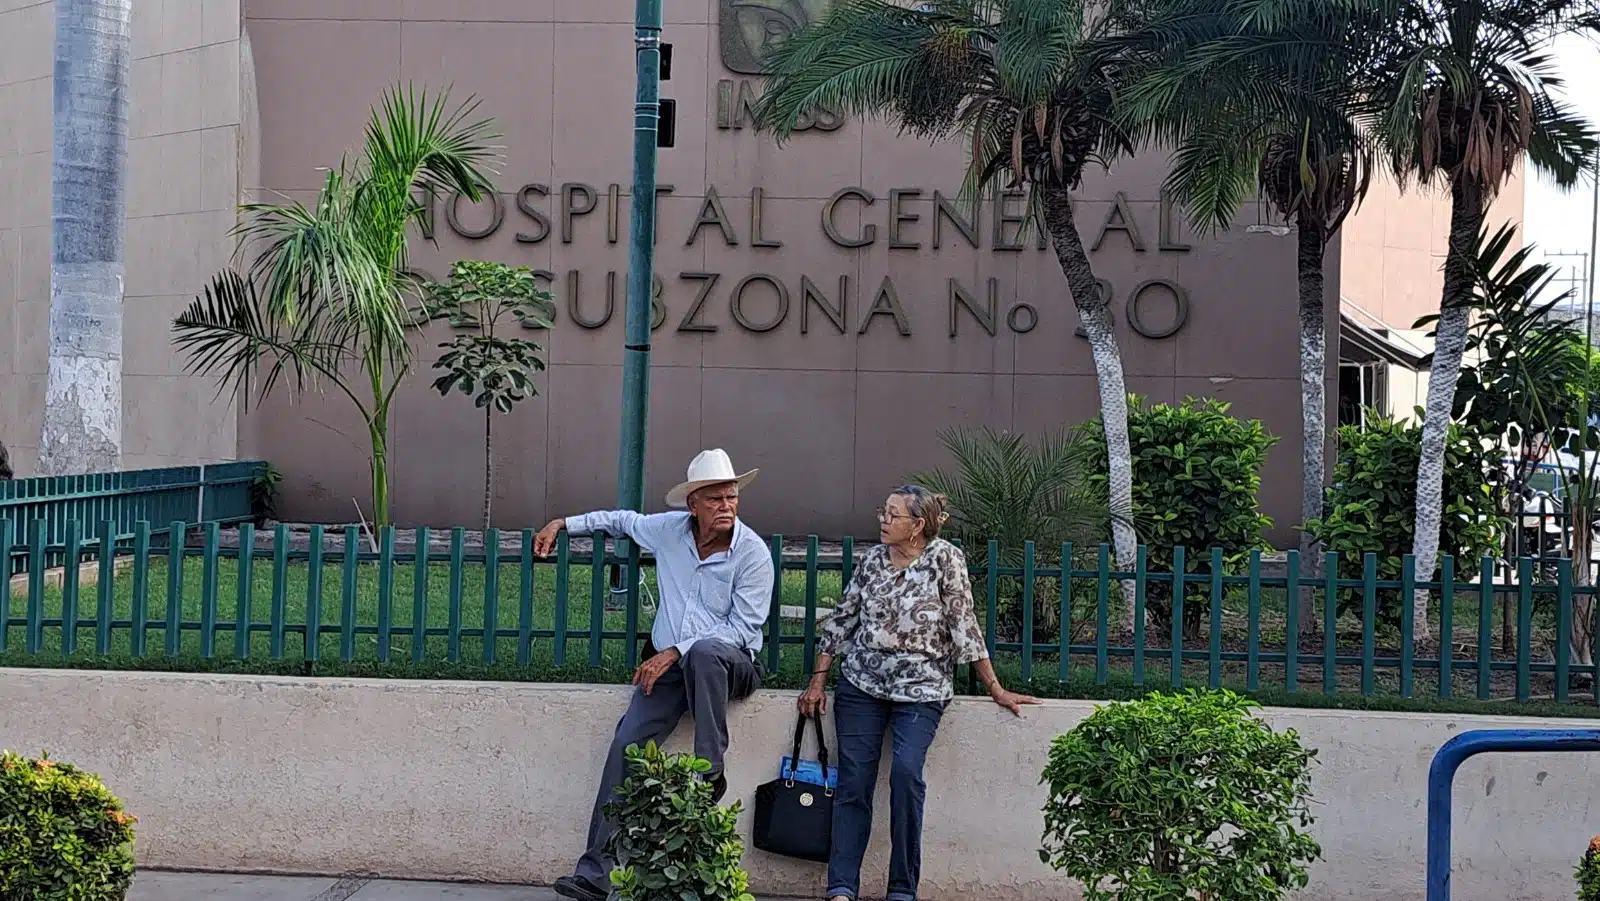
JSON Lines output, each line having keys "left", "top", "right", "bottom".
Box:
{"left": 4, "top": 554, "right": 1598, "bottom": 720}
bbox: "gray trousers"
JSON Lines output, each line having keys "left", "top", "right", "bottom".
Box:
{"left": 574, "top": 639, "right": 761, "bottom": 884}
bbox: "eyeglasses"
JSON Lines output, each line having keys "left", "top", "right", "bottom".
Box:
{"left": 876, "top": 507, "right": 912, "bottom": 523}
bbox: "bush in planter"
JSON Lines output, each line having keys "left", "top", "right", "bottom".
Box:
{"left": 1040, "top": 690, "right": 1319, "bottom": 901}
{"left": 604, "top": 741, "right": 755, "bottom": 901}
{"left": 1304, "top": 416, "right": 1501, "bottom": 624}
{"left": 1085, "top": 397, "right": 1277, "bottom": 636}
{"left": 1578, "top": 836, "right": 1600, "bottom": 901}
{"left": 0, "top": 751, "right": 137, "bottom": 901}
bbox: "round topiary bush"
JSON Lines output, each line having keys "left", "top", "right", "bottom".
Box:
{"left": 1040, "top": 690, "right": 1320, "bottom": 901}
{"left": 0, "top": 751, "right": 137, "bottom": 901}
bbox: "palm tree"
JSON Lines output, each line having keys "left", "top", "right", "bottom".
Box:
{"left": 39, "top": 0, "right": 133, "bottom": 475}
{"left": 172, "top": 86, "right": 501, "bottom": 528}
{"left": 1369, "top": 0, "right": 1599, "bottom": 642}
{"left": 1110, "top": 0, "right": 1393, "bottom": 626}
{"left": 911, "top": 425, "right": 1114, "bottom": 643}
{"left": 753, "top": 0, "right": 1142, "bottom": 624}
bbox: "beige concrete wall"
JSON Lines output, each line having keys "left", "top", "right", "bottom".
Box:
{"left": 0, "top": 0, "right": 244, "bottom": 475}
{"left": 1, "top": 668, "right": 1595, "bottom": 901}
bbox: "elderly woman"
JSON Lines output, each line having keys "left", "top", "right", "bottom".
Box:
{"left": 798, "top": 485, "right": 1038, "bottom": 901}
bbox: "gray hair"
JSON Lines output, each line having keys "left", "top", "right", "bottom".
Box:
{"left": 891, "top": 484, "right": 950, "bottom": 543}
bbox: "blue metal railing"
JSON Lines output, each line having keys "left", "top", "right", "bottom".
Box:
{"left": 1426, "top": 728, "right": 1600, "bottom": 901}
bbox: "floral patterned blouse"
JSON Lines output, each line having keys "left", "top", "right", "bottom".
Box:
{"left": 817, "top": 539, "right": 991, "bottom": 703}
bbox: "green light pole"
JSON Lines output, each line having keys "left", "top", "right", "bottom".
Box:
{"left": 618, "top": 0, "right": 663, "bottom": 514}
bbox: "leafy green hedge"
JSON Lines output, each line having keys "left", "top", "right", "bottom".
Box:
{"left": 604, "top": 742, "right": 753, "bottom": 901}
{"left": 1041, "top": 690, "right": 1319, "bottom": 901}
{"left": 1578, "top": 836, "right": 1600, "bottom": 901}
{"left": 1305, "top": 417, "right": 1501, "bottom": 622}
{"left": 0, "top": 751, "right": 136, "bottom": 901}
{"left": 1087, "top": 397, "right": 1277, "bottom": 634}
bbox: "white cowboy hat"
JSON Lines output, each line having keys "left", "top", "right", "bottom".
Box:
{"left": 665, "top": 449, "right": 759, "bottom": 508}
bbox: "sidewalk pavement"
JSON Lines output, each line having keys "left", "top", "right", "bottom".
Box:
{"left": 129, "top": 871, "right": 568, "bottom": 901}
{"left": 129, "top": 871, "right": 795, "bottom": 901}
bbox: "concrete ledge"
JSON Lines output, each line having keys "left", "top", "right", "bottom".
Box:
{"left": 2, "top": 669, "right": 1597, "bottom": 900}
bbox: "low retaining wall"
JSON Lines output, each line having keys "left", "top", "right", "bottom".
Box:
{"left": 1, "top": 669, "right": 1596, "bottom": 900}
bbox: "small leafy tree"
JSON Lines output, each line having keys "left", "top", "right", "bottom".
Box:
{"left": 911, "top": 426, "right": 1113, "bottom": 643}
{"left": 0, "top": 751, "right": 137, "bottom": 901}
{"left": 172, "top": 86, "right": 500, "bottom": 528}
{"left": 1085, "top": 398, "right": 1278, "bottom": 636}
{"left": 1040, "top": 690, "right": 1320, "bottom": 901}
{"left": 604, "top": 742, "right": 755, "bottom": 901}
{"left": 425, "top": 260, "right": 553, "bottom": 529}
{"left": 1578, "top": 836, "right": 1600, "bottom": 901}
{"left": 1305, "top": 416, "right": 1501, "bottom": 625}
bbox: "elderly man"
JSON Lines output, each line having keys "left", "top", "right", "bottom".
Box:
{"left": 535, "top": 449, "right": 773, "bottom": 901}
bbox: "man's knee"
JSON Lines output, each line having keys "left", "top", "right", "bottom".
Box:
{"left": 683, "top": 640, "right": 740, "bottom": 682}
{"left": 684, "top": 639, "right": 735, "bottom": 665}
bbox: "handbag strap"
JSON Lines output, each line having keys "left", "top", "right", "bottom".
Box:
{"left": 786, "top": 712, "right": 831, "bottom": 780}
{"left": 809, "top": 713, "right": 830, "bottom": 775}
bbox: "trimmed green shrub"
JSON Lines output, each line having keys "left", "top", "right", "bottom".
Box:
{"left": 1040, "top": 690, "right": 1320, "bottom": 901}
{"left": 1304, "top": 416, "right": 1501, "bottom": 623}
{"left": 0, "top": 751, "right": 137, "bottom": 901}
{"left": 604, "top": 741, "right": 754, "bottom": 901}
{"left": 1579, "top": 836, "right": 1600, "bottom": 901}
{"left": 1086, "top": 397, "right": 1278, "bottom": 635}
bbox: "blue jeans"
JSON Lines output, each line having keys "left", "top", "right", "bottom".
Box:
{"left": 827, "top": 678, "right": 947, "bottom": 901}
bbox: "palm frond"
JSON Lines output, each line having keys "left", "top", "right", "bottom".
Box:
{"left": 909, "top": 425, "right": 1113, "bottom": 565}
{"left": 172, "top": 270, "right": 362, "bottom": 415}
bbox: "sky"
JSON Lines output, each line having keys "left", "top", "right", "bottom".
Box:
{"left": 1525, "top": 32, "right": 1600, "bottom": 317}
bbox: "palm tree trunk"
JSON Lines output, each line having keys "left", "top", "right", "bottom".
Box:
{"left": 1572, "top": 516, "right": 1594, "bottom": 674}
{"left": 368, "top": 420, "right": 392, "bottom": 530}
{"left": 1041, "top": 183, "right": 1138, "bottom": 629}
{"left": 1297, "top": 216, "right": 1329, "bottom": 632}
{"left": 1409, "top": 178, "right": 1485, "bottom": 646}
{"left": 38, "top": 0, "right": 132, "bottom": 476}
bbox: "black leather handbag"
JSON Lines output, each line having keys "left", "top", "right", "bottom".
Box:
{"left": 751, "top": 713, "right": 834, "bottom": 862}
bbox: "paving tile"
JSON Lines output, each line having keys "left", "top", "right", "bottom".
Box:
{"left": 130, "top": 871, "right": 340, "bottom": 901}
{"left": 348, "top": 884, "right": 561, "bottom": 901}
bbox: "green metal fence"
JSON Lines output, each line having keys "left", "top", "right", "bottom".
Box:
{"left": 0, "top": 462, "right": 265, "bottom": 576}
{"left": 1, "top": 522, "right": 1595, "bottom": 706}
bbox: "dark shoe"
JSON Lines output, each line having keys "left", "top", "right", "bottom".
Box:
{"left": 553, "top": 875, "right": 608, "bottom": 901}
{"left": 709, "top": 773, "right": 728, "bottom": 803}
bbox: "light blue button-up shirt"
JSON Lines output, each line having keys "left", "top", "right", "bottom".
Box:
{"left": 564, "top": 510, "right": 772, "bottom": 657}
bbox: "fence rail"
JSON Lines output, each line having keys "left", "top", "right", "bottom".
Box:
{"left": 0, "top": 462, "right": 265, "bottom": 576}
{"left": 2, "top": 520, "right": 1598, "bottom": 707}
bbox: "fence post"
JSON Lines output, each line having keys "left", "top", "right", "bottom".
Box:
{"left": 196, "top": 463, "right": 207, "bottom": 526}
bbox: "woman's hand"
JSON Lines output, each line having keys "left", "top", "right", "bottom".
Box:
{"left": 798, "top": 676, "right": 828, "bottom": 716}
{"left": 989, "top": 682, "right": 1041, "bottom": 716}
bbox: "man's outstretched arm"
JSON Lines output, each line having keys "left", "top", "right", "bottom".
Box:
{"left": 532, "top": 510, "right": 670, "bottom": 556}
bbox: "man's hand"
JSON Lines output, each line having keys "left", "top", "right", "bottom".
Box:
{"left": 634, "top": 647, "right": 681, "bottom": 695}
{"left": 532, "top": 519, "right": 566, "bottom": 557}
